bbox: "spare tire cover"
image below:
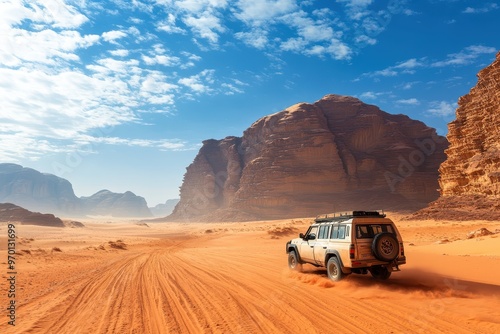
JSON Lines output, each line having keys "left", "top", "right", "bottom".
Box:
{"left": 372, "top": 232, "right": 399, "bottom": 262}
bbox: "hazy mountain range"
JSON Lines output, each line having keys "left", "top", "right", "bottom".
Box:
{"left": 0, "top": 163, "right": 176, "bottom": 217}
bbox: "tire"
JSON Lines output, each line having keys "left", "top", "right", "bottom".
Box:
{"left": 369, "top": 266, "right": 391, "bottom": 280}
{"left": 372, "top": 232, "right": 399, "bottom": 262}
{"left": 326, "top": 257, "right": 344, "bottom": 281}
{"left": 288, "top": 251, "right": 301, "bottom": 271}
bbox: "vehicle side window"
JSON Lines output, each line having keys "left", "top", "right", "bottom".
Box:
{"left": 346, "top": 225, "right": 350, "bottom": 237}
{"left": 308, "top": 226, "right": 318, "bottom": 239}
{"left": 338, "top": 225, "right": 346, "bottom": 239}
{"left": 330, "top": 225, "right": 338, "bottom": 239}
{"left": 318, "top": 225, "right": 329, "bottom": 239}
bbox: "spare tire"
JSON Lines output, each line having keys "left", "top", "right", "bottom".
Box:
{"left": 372, "top": 232, "right": 399, "bottom": 262}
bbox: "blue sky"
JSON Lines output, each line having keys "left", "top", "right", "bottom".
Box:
{"left": 0, "top": 0, "right": 498, "bottom": 207}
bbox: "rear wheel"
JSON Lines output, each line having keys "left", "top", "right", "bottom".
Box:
{"left": 326, "top": 257, "right": 344, "bottom": 281}
{"left": 369, "top": 266, "right": 391, "bottom": 280}
{"left": 288, "top": 251, "right": 302, "bottom": 271}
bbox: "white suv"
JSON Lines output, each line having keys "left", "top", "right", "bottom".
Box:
{"left": 286, "top": 211, "right": 406, "bottom": 281}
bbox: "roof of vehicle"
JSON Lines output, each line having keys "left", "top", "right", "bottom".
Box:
{"left": 314, "top": 210, "right": 387, "bottom": 224}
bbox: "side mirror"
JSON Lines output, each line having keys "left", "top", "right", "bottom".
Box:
{"left": 307, "top": 233, "right": 316, "bottom": 241}
{"left": 299, "top": 233, "right": 305, "bottom": 239}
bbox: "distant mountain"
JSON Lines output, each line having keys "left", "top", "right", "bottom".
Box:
{"left": 168, "top": 94, "right": 448, "bottom": 222}
{"left": 0, "top": 163, "right": 81, "bottom": 215}
{"left": 81, "top": 190, "right": 152, "bottom": 217}
{"left": 150, "top": 199, "right": 179, "bottom": 217}
{"left": 0, "top": 163, "right": 153, "bottom": 217}
{"left": 0, "top": 203, "right": 65, "bottom": 227}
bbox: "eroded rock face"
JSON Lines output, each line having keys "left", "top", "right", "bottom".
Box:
{"left": 170, "top": 95, "right": 448, "bottom": 221}
{"left": 439, "top": 51, "right": 500, "bottom": 197}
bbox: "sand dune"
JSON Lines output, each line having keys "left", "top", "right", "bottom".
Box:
{"left": 1, "top": 216, "right": 499, "bottom": 333}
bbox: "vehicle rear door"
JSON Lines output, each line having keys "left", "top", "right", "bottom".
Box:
{"left": 354, "top": 223, "right": 396, "bottom": 261}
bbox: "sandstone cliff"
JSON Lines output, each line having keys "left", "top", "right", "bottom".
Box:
{"left": 439, "top": 52, "right": 500, "bottom": 197}
{"left": 408, "top": 51, "right": 500, "bottom": 220}
{"left": 169, "top": 95, "right": 448, "bottom": 221}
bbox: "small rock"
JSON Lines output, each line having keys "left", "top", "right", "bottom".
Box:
{"left": 466, "top": 228, "right": 493, "bottom": 239}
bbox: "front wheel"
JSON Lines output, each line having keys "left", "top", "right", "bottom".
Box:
{"left": 326, "top": 257, "right": 344, "bottom": 281}
{"left": 288, "top": 251, "right": 302, "bottom": 271}
{"left": 369, "top": 266, "right": 391, "bottom": 280}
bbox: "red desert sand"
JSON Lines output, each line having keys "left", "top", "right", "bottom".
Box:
{"left": 1, "top": 213, "right": 499, "bottom": 333}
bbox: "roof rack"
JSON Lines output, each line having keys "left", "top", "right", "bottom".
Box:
{"left": 314, "top": 210, "right": 385, "bottom": 223}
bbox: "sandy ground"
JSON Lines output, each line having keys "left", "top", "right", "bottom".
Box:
{"left": 0, "top": 214, "right": 499, "bottom": 334}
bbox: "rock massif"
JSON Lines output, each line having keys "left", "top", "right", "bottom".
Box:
{"left": 0, "top": 164, "right": 152, "bottom": 218}
{"left": 0, "top": 203, "right": 65, "bottom": 227}
{"left": 81, "top": 190, "right": 152, "bottom": 217}
{"left": 169, "top": 95, "right": 448, "bottom": 221}
{"left": 0, "top": 163, "right": 81, "bottom": 215}
{"left": 409, "top": 51, "right": 500, "bottom": 220}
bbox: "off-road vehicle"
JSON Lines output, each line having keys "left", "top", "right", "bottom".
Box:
{"left": 286, "top": 211, "right": 406, "bottom": 281}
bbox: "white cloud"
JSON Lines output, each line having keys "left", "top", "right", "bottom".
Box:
{"left": 74, "top": 135, "right": 188, "bottom": 150}
{"left": 280, "top": 10, "right": 334, "bottom": 42}
{"left": 178, "top": 70, "right": 215, "bottom": 93}
{"left": 363, "top": 45, "right": 496, "bottom": 81}
{"left": 336, "top": 0, "right": 373, "bottom": 7}
{"left": 175, "top": 0, "right": 228, "bottom": 13}
{"left": 141, "top": 72, "right": 178, "bottom": 94}
{"left": 355, "top": 34, "right": 377, "bottom": 45}
{"left": 156, "top": 0, "right": 229, "bottom": 44}
{"left": 463, "top": 3, "right": 498, "bottom": 14}
{"left": 157, "top": 13, "right": 187, "bottom": 34}
{"left": 23, "top": 0, "right": 89, "bottom": 29}
{"left": 280, "top": 37, "right": 307, "bottom": 52}
{"left": 427, "top": 101, "right": 457, "bottom": 117}
{"left": 234, "top": 0, "right": 297, "bottom": 24}
{"left": 431, "top": 45, "right": 497, "bottom": 67}
{"left": 235, "top": 30, "right": 269, "bottom": 49}
{"left": 142, "top": 54, "right": 181, "bottom": 66}
{"left": 396, "top": 98, "right": 420, "bottom": 105}
{"left": 1, "top": 29, "right": 100, "bottom": 67}
{"left": 110, "top": 49, "right": 130, "bottom": 57}
{"left": 183, "top": 11, "right": 225, "bottom": 43}
{"left": 336, "top": 0, "right": 373, "bottom": 20}
{"left": 394, "top": 58, "right": 423, "bottom": 69}
{"left": 102, "top": 30, "right": 128, "bottom": 43}
{"left": 360, "top": 91, "right": 381, "bottom": 99}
